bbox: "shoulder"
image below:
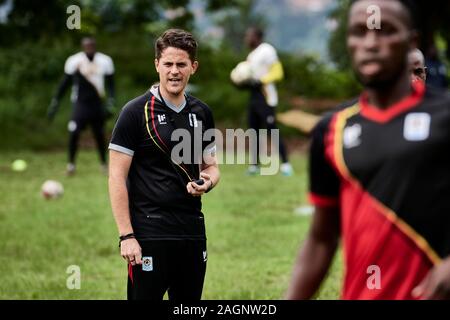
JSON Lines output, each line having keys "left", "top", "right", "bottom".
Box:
{"left": 260, "top": 42, "right": 276, "bottom": 51}
{"left": 64, "top": 52, "right": 84, "bottom": 73}
{"left": 96, "top": 52, "right": 114, "bottom": 64}
{"left": 66, "top": 52, "right": 84, "bottom": 64}
{"left": 188, "top": 95, "right": 213, "bottom": 115}
{"left": 120, "top": 91, "right": 152, "bottom": 117}
{"left": 423, "top": 86, "right": 450, "bottom": 109}
{"left": 313, "top": 97, "right": 360, "bottom": 136}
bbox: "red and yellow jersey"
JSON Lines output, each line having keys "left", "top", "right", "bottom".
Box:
{"left": 309, "top": 82, "right": 450, "bottom": 299}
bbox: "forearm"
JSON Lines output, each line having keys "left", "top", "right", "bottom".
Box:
{"left": 261, "top": 61, "right": 284, "bottom": 84}
{"left": 286, "top": 234, "right": 338, "bottom": 299}
{"left": 105, "top": 74, "right": 115, "bottom": 99}
{"left": 54, "top": 74, "right": 72, "bottom": 101}
{"left": 109, "top": 176, "right": 133, "bottom": 235}
{"left": 201, "top": 164, "right": 220, "bottom": 187}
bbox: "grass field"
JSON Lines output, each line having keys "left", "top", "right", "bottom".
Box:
{"left": 0, "top": 149, "right": 342, "bottom": 299}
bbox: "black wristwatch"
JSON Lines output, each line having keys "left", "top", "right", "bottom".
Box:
{"left": 205, "top": 180, "right": 214, "bottom": 193}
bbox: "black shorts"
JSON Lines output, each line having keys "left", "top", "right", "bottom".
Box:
{"left": 127, "top": 239, "right": 207, "bottom": 300}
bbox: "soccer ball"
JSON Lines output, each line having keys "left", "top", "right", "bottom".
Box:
{"left": 230, "top": 61, "right": 253, "bottom": 85}
{"left": 41, "top": 180, "right": 64, "bottom": 200}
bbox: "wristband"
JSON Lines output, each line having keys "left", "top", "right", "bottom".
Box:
{"left": 205, "top": 180, "right": 214, "bottom": 193}
{"left": 118, "top": 233, "right": 135, "bottom": 247}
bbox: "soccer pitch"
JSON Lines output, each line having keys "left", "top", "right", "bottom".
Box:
{"left": 0, "top": 150, "right": 342, "bottom": 299}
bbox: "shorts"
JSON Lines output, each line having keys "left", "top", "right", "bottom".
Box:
{"left": 127, "top": 239, "right": 207, "bottom": 300}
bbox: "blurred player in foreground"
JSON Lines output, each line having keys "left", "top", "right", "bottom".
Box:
{"left": 48, "top": 36, "right": 115, "bottom": 175}
{"left": 286, "top": 0, "right": 450, "bottom": 299}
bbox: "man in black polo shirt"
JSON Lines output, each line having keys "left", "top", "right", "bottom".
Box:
{"left": 108, "top": 29, "right": 220, "bottom": 300}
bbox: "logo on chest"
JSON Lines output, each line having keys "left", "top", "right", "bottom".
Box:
{"left": 343, "top": 124, "right": 362, "bottom": 148}
{"left": 157, "top": 114, "right": 167, "bottom": 125}
{"left": 403, "top": 113, "right": 430, "bottom": 141}
{"left": 189, "top": 113, "right": 198, "bottom": 128}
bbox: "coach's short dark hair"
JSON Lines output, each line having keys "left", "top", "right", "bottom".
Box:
{"left": 155, "top": 29, "right": 198, "bottom": 62}
{"left": 350, "top": 0, "right": 419, "bottom": 29}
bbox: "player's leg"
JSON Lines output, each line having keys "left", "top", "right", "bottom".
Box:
{"left": 247, "top": 104, "right": 262, "bottom": 175}
{"left": 167, "top": 240, "right": 207, "bottom": 300}
{"left": 127, "top": 240, "right": 169, "bottom": 300}
{"left": 90, "top": 116, "right": 107, "bottom": 171}
{"left": 262, "top": 105, "right": 293, "bottom": 176}
{"left": 67, "top": 117, "right": 87, "bottom": 175}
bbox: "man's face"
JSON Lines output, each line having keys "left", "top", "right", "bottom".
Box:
{"left": 245, "top": 29, "right": 258, "bottom": 49}
{"left": 155, "top": 47, "right": 198, "bottom": 98}
{"left": 347, "top": 0, "right": 413, "bottom": 88}
{"left": 409, "top": 53, "right": 427, "bottom": 83}
{"left": 82, "top": 39, "right": 96, "bottom": 57}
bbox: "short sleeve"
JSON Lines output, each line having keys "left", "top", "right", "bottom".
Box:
{"left": 64, "top": 55, "right": 79, "bottom": 75}
{"left": 261, "top": 43, "right": 278, "bottom": 66}
{"left": 103, "top": 56, "right": 114, "bottom": 75}
{"left": 109, "top": 105, "right": 140, "bottom": 157}
{"left": 308, "top": 116, "right": 340, "bottom": 207}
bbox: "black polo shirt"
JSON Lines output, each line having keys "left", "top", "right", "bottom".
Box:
{"left": 109, "top": 86, "right": 216, "bottom": 240}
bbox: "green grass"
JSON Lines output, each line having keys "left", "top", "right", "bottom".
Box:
{"left": 0, "top": 150, "right": 342, "bottom": 299}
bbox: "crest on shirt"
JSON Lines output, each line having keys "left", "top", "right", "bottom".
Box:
{"left": 343, "top": 124, "right": 362, "bottom": 148}
{"left": 403, "top": 113, "right": 430, "bottom": 141}
{"left": 142, "top": 256, "right": 153, "bottom": 271}
{"left": 157, "top": 114, "right": 167, "bottom": 125}
{"left": 189, "top": 113, "right": 198, "bottom": 127}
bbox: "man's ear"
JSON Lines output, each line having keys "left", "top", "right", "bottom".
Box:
{"left": 191, "top": 61, "right": 199, "bottom": 75}
{"left": 154, "top": 59, "right": 159, "bottom": 73}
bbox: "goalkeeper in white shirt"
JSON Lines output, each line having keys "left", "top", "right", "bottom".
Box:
{"left": 241, "top": 27, "right": 293, "bottom": 176}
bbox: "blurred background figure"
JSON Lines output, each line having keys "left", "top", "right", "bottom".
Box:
{"left": 425, "top": 45, "right": 448, "bottom": 89}
{"left": 242, "top": 26, "right": 293, "bottom": 176}
{"left": 47, "top": 36, "right": 115, "bottom": 175}
{"left": 409, "top": 48, "right": 427, "bottom": 83}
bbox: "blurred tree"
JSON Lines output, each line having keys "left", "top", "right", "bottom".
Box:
{"left": 207, "top": 0, "right": 266, "bottom": 54}
{"left": 327, "top": 0, "right": 351, "bottom": 70}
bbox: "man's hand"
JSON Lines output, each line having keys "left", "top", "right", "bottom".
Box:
{"left": 412, "top": 258, "right": 450, "bottom": 299}
{"left": 186, "top": 172, "right": 212, "bottom": 197}
{"left": 120, "top": 238, "right": 142, "bottom": 266}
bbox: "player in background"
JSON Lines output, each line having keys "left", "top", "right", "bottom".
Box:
{"left": 48, "top": 36, "right": 115, "bottom": 175}
{"left": 241, "top": 27, "right": 293, "bottom": 176}
{"left": 286, "top": 0, "right": 450, "bottom": 300}
{"left": 409, "top": 48, "right": 427, "bottom": 83}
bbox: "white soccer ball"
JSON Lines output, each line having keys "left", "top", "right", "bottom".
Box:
{"left": 230, "top": 61, "right": 253, "bottom": 85}
{"left": 41, "top": 180, "right": 64, "bottom": 200}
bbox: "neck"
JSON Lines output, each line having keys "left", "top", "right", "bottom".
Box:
{"left": 159, "top": 86, "right": 185, "bottom": 107}
{"left": 365, "top": 71, "right": 412, "bottom": 110}
{"left": 251, "top": 41, "right": 262, "bottom": 50}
